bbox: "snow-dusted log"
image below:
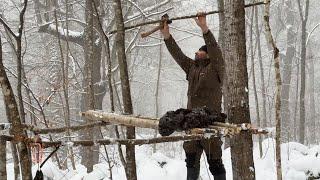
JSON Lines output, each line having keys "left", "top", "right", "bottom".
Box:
{"left": 81, "top": 110, "right": 268, "bottom": 135}
{"left": 21, "top": 121, "right": 108, "bottom": 134}
{"left": 38, "top": 23, "right": 84, "bottom": 46}
{"left": 81, "top": 110, "right": 160, "bottom": 129}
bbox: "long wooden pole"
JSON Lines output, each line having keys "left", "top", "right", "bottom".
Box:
{"left": 0, "top": 134, "right": 205, "bottom": 147}
{"left": 81, "top": 110, "right": 268, "bottom": 134}
{"left": 21, "top": 121, "right": 108, "bottom": 134}
{"left": 109, "top": 1, "right": 265, "bottom": 34}
{"left": 0, "top": 128, "right": 267, "bottom": 148}
{"left": 81, "top": 110, "right": 160, "bottom": 129}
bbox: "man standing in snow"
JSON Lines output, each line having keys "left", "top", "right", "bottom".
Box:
{"left": 160, "top": 12, "right": 226, "bottom": 180}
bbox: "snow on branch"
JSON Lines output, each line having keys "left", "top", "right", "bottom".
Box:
{"left": 38, "top": 23, "right": 84, "bottom": 46}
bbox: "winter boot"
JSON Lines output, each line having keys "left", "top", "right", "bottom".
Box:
{"left": 187, "top": 167, "right": 200, "bottom": 180}
{"left": 214, "top": 173, "right": 226, "bottom": 180}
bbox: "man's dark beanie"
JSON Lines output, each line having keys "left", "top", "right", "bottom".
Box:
{"left": 199, "top": 45, "right": 208, "bottom": 53}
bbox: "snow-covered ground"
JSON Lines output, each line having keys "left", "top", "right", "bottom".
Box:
{"left": 7, "top": 138, "right": 320, "bottom": 179}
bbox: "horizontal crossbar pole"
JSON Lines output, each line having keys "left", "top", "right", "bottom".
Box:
{"left": 0, "top": 127, "right": 268, "bottom": 148}
{"left": 109, "top": 1, "right": 265, "bottom": 34}
{"left": 0, "top": 134, "right": 207, "bottom": 147}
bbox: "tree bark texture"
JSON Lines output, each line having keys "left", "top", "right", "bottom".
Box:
{"left": 250, "top": 4, "right": 263, "bottom": 158}
{"left": 223, "top": 0, "right": 255, "bottom": 179}
{"left": 254, "top": 6, "right": 267, "bottom": 128}
{"left": 264, "top": 0, "right": 283, "bottom": 179}
{"left": 79, "top": 0, "right": 106, "bottom": 172}
{"left": 0, "top": 36, "right": 32, "bottom": 180}
{"left": 0, "top": 137, "right": 7, "bottom": 179}
{"left": 113, "top": 0, "right": 137, "bottom": 179}
{"left": 281, "top": 0, "right": 296, "bottom": 139}
{"left": 297, "top": 0, "right": 310, "bottom": 145}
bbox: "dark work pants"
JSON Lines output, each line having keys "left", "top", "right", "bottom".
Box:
{"left": 183, "top": 137, "right": 226, "bottom": 180}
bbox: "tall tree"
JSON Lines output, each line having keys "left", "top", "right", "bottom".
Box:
{"left": 281, "top": 0, "right": 297, "bottom": 140}
{"left": 264, "top": 0, "right": 283, "bottom": 179}
{"left": 80, "top": 0, "right": 105, "bottom": 172}
{"left": 249, "top": 3, "right": 262, "bottom": 158}
{"left": 0, "top": 35, "right": 32, "bottom": 179}
{"left": 0, "top": 135, "right": 6, "bottom": 179}
{"left": 254, "top": 6, "right": 267, "bottom": 128}
{"left": 224, "top": 0, "right": 255, "bottom": 179}
{"left": 297, "top": 0, "right": 310, "bottom": 144}
{"left": 307, "top": 46, "right": 315, "bottom": 144}
{"left": 0, "top": 1, "right": 32, "bottom": 179}
{"left": 36, "top": 0, "right": 107, "bottom": 171}
{"left": 114, "top": 0, "right": 137, "bottom": 179}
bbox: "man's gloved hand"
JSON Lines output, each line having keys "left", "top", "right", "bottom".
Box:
{"left": 194, "top": 12, "right": 209, "bottom": 34}
{"left": 160, "top": 21, "right": 171, "bottom": 40}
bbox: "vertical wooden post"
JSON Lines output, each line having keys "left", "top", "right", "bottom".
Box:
{"left": 0, "top": 137, "right": 7, "bottom": 179}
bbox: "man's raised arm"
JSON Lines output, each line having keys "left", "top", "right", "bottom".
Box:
{"left": 195, "top": 12, "right": 225, "bottom": 84}
{"left": 161, "top": 22, "right": 192, "bottom": 74}
{"left": 203, "top": 30, "right": 225, "bottom": 84}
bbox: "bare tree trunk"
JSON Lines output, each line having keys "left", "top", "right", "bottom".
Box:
{"left": 79, "top": 0, "right": 106, "bottom": 172}
{"left": 293, "top": 59, "right": 300, "bottom": 141}
{"left": 297, "top": 0, "right": 310, "bottom": 145}
{"left": 224, "top": 0, "right": 255, "bottom": 179}
{"left": 308, "top": 51, "right": 315, "bottom": 144}
{"left": 35, "top": 0, "right": 106, "bottom": 171}
{"left": 264, "top": 0, "right": 282, "bottom": 179}
{"left": 255, "top": 6, "right": 267, "bottom": 129}
{"left": 0, "top": 35, "right": 32, "bottom": 180}
{"left": 0, "top": 1, "right": 32, "bottom": 179}
{"left": 153, "top": 40, "right": 163, "bottom": 153}
{"left": 113, "top": 0, "right": 137, "bottom": 179}
{"left": 54, "top": 7, "right": 76, "bottom": 170}
{"left": 11, "top": 143, "right": 20, "bottom": 180}
{"left": 2, "top": 27, "right": 23, "bottom": 180}
{"left": 81, "top": 0, "right": 96, "bottom": 171}
{"left": 218, "top": 0, "right": 231, "bottom": 150}
{"left": 64, "top": 0, "right": 76, "bottom": 169}
{"left": 281, "top": 0, "right": 296, "bottom": 142}
{"left": 0, "top": 137, "right": 7, "bottom": 179}
{"left": 250, "top": 4, "right": 262, "bottom": 158}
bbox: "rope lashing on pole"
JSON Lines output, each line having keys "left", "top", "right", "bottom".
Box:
{"left": 109, "top": 1, "right": 266, "bottom": 35}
